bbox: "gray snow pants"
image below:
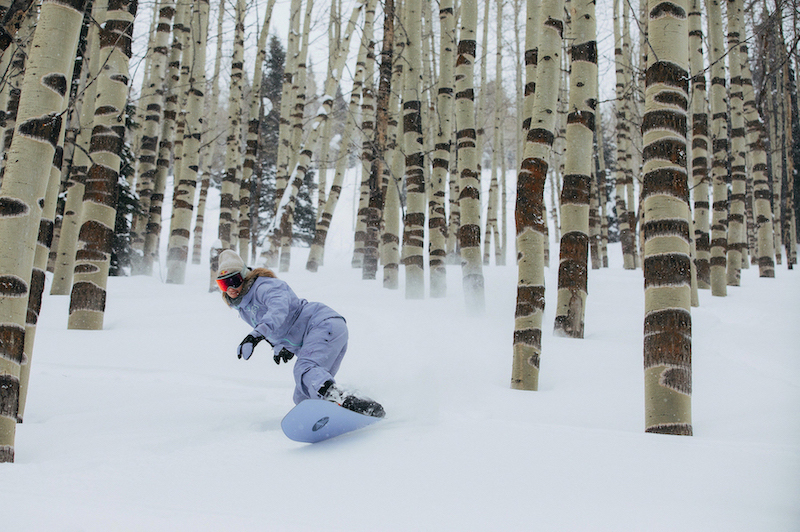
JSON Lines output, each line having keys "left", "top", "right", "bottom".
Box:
{"left": 292, "top": 316, "right": 348, "bottom": 404}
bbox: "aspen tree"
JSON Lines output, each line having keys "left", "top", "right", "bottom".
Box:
{"left": 141, "top": 0, "right": 188, "bottom": 275}
{"left": 274, "top": 0, "right": 301, "bottom": 207}
{"left": 553, "top": 0, "right": 596, "bottom": 338}
{"left": 455, "top": 0, "right": 485, "bottom": 311}
{"left": 766, "top": 36, "right": 783, "bottom": 265}
{"left": 482, "top": 1, "right": 499, "bottom": 266}
{"left": 402, "top": 0, "right": 426, "bottom": 298}
{"left": 19, "top": 116, "right": 68, "bottom": 421}
{"left": 512, "top": 0, "right": 525, "bottom": 164}
{"left": 51, "top": 0, "right": 108, "bottom": 292}
{"left": 705, "top": 0, "right": 728, "bottom": 296}
{"left": 219, "top": 0, "right": 246, "bottom": 250}
{"left": 363, "top": 0, "right": 394, "bottom": 282}
{"left": 484, "top": 0, "right": 505, "bottom": 267}
{"left": 738, "top": 11, "right": 774, "bottom": 277}
{"left": 781, "top": 58, "right": 797, "bottom": 267}
{"left": 193, "top": 0, "right": 227, "bottom": 265}
{"left": 613, "top": 0, "right": 635, "bottom": 269}
{"left": 166, "top": 1, "right": 208, "bottom": 284}
{"left": 429, "top": 0, "right": 455, "bottom": 296}
{"left": 316, "top": 0, "right": 341, "bottom": 215}
{"left": 0, "top": 0, "right": 87, "bottom": 461}
{"left": 382, "top": 0, "right": 405, "bottom": 289}
{"left": 589, "top": 143, "right": 602, "bottom": 269}
{"left": 48, "top": 6, "right": 87, "bottom": 273}
{"left": 445, "top": 0, "right": 462, "bottom": 265}
{"left": 594, "top": 109, "right": 611, "bottom": 268}
{"left": 688, "top": 0, "right": 711, "bottom": 288}
{"left": 725, "top": 0, "right": 746, "bottom": 286}
{"left": 170, "top": 10, "right": 190, "bottom": 207}
{"left": 358, "top": 0, "right": 378, "bottom": 278}
{"left": 512, "top": 0, "right": 563, "bottom": 390}
{"left": 642, "top": 0, "right": 692, "bottom": 435}
{"left": 131, "top": 0, "right": 174, "bottom": 274}
{"left": 68, "top": 0, "right": 136, "bottom": 331}
{"left": 475, "top": 0, "right": 490, "bottom": 179}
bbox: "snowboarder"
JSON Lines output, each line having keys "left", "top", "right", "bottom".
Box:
{"left": 216, "top": 249, "right": 384, "bottom": 418}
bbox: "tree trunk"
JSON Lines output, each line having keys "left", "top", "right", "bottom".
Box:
{"left": 219, "top": 0, "right": 246, "bottom": 250}
{"left": 382, "top": 6, "right": 404, "bottom": 289}
{"left": 0, "top": 0, "right": 88, "bottom": 462}
{"left": 725, "top": 0, "right": 746, "bottom": 286}
{"left": 705, "top": 0, "right": 728, "bottom": 296}
{"left": 402, "top": 0, "right": 425, "bottom": 299}
{"left": 688, "top": 0, "right": 711, "bottom": 289}
{"left": 68, "top": 0, "right": 136, "bottom": 331}
{"left": 166, "top": 1, "right": 208, "bottom": 283}
{"left": 737, "top": 9, "right": 774, "bottom": 277}
{"left": 363, "top": 0, "right": 393, "bottom": 281}
{"left": 19, "top": 116, "right": 67, "bottom": 422}
{"left": 613, "top": 0, "right": 636, "bottom": 270}
{"left": 642, "top": 0, "right": 692, "bottom": 436}
{"left": 141, "top": 0, "right": 188, "bottom": 274}
{"left": 238, "top": 0, "right": 276, "bottom": 263}
{"left": 511, "top": 0, "right": 563, "bottom": 390}
{"left": 553, "top": 0, "right": 596, "bottom": 338}
{"left": 429, "top": 0, "right": 455, "bottom": 295}
{"left": 455, "top": 0, "right": 485, "bottom": 312}
{"left": 192, "top": 0, "right": 227, "bottom": 266}
{"left": 51, "top": 0, "right": 108, "bottom": 292}
{"left": 130, "top": 1, "right": 173, "bottom": 275}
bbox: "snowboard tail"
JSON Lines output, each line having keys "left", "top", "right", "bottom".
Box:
{"left": 281, "top": 399, "right": 383, "bottom": 443}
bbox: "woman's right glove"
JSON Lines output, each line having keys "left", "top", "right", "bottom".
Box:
{"left": 237, "top": 333, "right": 264, "bottom": 360}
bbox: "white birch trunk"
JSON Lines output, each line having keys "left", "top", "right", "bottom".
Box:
{"left": 553, "top": 0, "right": 596, "bottom": 338}
{"left": 511, "top": 0, "right": 563, "bottom": 390}
{"left": 402, "top": 0, "right": 426, "bottom": 298}
{"left": 68, "top": 0, "right": 136, "bottom": 331}
{"left": 130, "top": 0, "right": 173, "bottom": 274}
{"left": 166, "top": 1, "right": 209, "bottom": 284}
{"left": 429, "top": 0, "right": 455, "bottom": 296}
{"left": 705, "top": 0, "right": 728, "bottom": 296}
{"left": 219, "top": 0, "right": 246, "bottom": 249}
{"left": 688, "top": 0, "right": 710, "bottom": 288}
{"left": 193, "top": 0, "right": 227, "bottom": 266}
{"left": 0, "top": 0, "right": 87, "bottom": 461}
{"left": 51, "top": 0, "right": 108, "bottom": 292}
{"left": 725, "top": 0, "right": 746, "bottom": 286}
{"left": 641, "top": 0, "right": 692, "bottom": 435}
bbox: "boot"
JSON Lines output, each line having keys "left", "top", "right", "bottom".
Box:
{"left": 318, "top": 380, "right": 385, "bottom": 418}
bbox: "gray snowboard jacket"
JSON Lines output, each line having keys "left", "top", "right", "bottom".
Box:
{"left": 229, "top": 276, "right": 348, "bottom": 403}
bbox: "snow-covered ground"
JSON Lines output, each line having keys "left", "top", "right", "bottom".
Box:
{"left": 2, "top": 178, "right": 799, "bottom": 531}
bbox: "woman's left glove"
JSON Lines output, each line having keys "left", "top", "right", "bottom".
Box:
{"left": 273, "top": 348, "right": 295, "bottom": 365}
{"left": 237, "top": 333, "right": 264, "bottom": 360}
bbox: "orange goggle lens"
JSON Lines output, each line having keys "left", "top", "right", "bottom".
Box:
{"left": 216, "top": 272, "right": 244, "bottom": 291}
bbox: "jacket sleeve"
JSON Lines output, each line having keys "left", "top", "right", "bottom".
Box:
{"left": 251, "top": 281, "right": 292, "bottom": 344}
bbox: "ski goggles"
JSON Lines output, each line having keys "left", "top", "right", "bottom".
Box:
{"left": 216, "top": 270, "right": 245, "bottom": 291}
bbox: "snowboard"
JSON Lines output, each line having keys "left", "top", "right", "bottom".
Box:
{"left": 281, "top": 399, "right": 383, "bottom": 443}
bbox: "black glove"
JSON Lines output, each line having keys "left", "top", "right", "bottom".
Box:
{"left": 237, "top": 334, "right": 263, "bottom": 360}
{"left": 273, "top": 348, "right": 295, "bottom": 365}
